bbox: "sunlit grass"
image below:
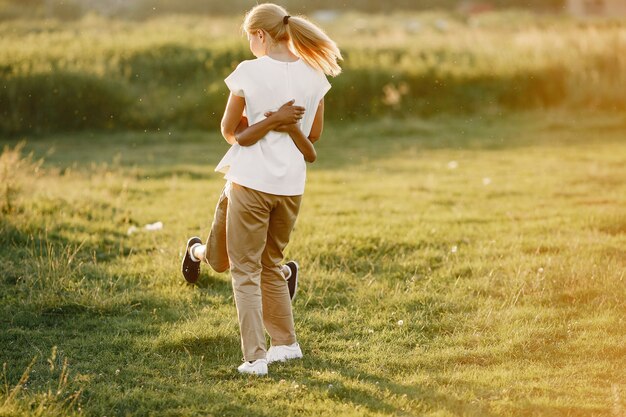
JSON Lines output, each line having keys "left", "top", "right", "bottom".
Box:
{"left": 1, "top": 110, "right": 624, "bottom": 416}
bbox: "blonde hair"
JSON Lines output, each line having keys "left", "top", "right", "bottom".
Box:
{"left": 242, "top": 3, "right": 342, "bottom": 77}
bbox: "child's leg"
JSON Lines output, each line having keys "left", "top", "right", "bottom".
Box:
{"left": 191, "top": 183, "right": 230, "bottom": 273}
{"left": 226, "top": 183, "right": 272, "bottom": 362}
{"left": 205, "top": 184, "right": 230, "bottom": 273}
{"left": 260, "top": 195, "right": 301, "bottom": 346}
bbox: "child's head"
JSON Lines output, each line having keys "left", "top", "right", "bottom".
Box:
{"left": 242, "top": 3, "right": 342, "bottom": 77}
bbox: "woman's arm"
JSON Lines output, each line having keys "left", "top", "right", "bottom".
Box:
{"left": 221, "top": 94, "right": 274, "bottom": 146}
{"left": 220, "top": 94, "right": 246, "bottom": 145}
{"left": 307, "top": 98, "right": 325, "bottom": 144}
{"left": 234, "top": 115, "right": 249, "bottom": 138}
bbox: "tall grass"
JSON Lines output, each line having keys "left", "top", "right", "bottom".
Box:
{"left": 0, "top": 347, "right": 82, "bottom": 416}
{"left": 0, "top": 142, "right": 45, "bottom": 214}
{"left": 0, "top": 12, "right": 625, "bottom": 134}
{"left": 0, "top": 143, "right": 145, "bottom": 316}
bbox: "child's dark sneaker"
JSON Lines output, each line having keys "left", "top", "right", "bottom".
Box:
{"left": 181, "top": 237, "right": 202, "bottom": 283}
{"left": 285, "top": 261, "right": 299, "bottom": 301}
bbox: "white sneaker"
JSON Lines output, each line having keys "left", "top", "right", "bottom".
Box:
{"left": 266, "top": 342, "right": 303, "bottom": 364}
{"left": 237, "top": 359, "right": 268, "bottom": 375}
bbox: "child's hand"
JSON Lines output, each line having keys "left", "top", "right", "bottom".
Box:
{"left": 265, "top": 116, "right": 299, "bottom": 133}
{"left": 264, "top": 111, "right": 299, "bottom": 133}
{"left": 265, "top": 100, "right": 305, "bottom": 125}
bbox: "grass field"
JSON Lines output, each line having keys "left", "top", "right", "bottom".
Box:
{"left": 1, "top": 110, "right": 625, "bottom": 416}
{"left": 2, "top": 12, "right": 625, "bottom": 134}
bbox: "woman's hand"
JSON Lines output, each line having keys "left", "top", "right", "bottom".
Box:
{"left": 265, "top": 100, "right": 305, "bottom": 126}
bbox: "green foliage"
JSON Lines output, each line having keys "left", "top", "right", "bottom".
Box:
{"left": 1, "top": 12, "right": 624, "bottom": 135}
{"left": 0, "top": 72, "right": 133, "bottom": 134}
{"left": 0, "top": 0, "right": 567, "bottom": 21}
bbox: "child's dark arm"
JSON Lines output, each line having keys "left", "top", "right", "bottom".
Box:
{"left": 234, "top": 116, "right": 249, "bottom": 137}
{"left": 281, "top": 124, "right": 317, "bottom": 163}
{"left": 225, "top": 100, "right": 304, "bottom": 146}
{"left": 233, "top": 117, "right": 282, "bottom": 147}
{"left": 265, "top": 98, "right": 325, "bottom": 145}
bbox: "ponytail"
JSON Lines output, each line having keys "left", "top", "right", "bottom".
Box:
{"left": 285, "top": 16, "right": 342, "bottom": 77}
{"left": 242, "top": 3, "right": 342, "bottom": 77}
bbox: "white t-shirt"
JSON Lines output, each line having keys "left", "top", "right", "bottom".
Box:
{"left": 215, "top": 55, "right": 331, "bottom": 196}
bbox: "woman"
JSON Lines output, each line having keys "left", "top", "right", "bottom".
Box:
{"left": 181, "top": 3, "right": 341, "bottom": 375}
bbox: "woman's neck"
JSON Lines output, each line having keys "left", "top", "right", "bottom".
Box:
{"left": 265, "top": 42, "right": 298, "bottom": 60}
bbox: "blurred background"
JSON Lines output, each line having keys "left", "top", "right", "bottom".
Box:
{"left": 0, "top": 0, "right": 624, "bottom": 135}
{"left": 1, "top": 3, "right": 625, "bottom": 415}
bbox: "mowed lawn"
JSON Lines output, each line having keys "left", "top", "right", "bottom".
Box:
{"left": 1, "top": 110, "right": 625, "bottom": 416}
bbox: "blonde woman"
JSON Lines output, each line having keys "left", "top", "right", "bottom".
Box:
{"left": 181, "top": 3, "right": 341, "bottom": 375}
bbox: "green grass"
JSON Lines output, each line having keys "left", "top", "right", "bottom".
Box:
{"left": 1, "top": 110, "right": 625, "bottom": 416}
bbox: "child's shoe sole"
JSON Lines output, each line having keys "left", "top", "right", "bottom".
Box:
{"left": 285, "top": 261, "right": 299, "bottom": 301}
{"left": 181, "top": 237, "right": 202, "bottom": 283}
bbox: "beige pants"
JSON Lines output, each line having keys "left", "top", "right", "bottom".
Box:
{"left": 205, "top": 182, "right": 301, "bottom": 361}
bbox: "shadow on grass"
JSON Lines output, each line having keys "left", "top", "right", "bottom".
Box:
{"left": 156, "top": 334, "right": 240, "bottom": 357}
{"left": 194, "top": 272, "right": 232, "bottom": 295}
{"left": 269, "top": 356, "right": 501, "bottom": 417}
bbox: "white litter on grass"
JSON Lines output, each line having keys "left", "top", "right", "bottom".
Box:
{"left": 127, "top": 221, "right": 164, "bottom": 235}
{"left": 144, "top": 221, "right": 163, "bottom": 231}
{"left": 405, "top": 20, "right": 422, "bottom": 34}
{"left": 447, "top": 160, "right": 458, "bottom": 170}
{"left": 451, "top": 245, "right": 458, "bottom": 253}
{"left": 397, "top": 320, "right": 404, "bottom": 326}
{"left": 435, "top": 19, "right": 449, "bottom": 32}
